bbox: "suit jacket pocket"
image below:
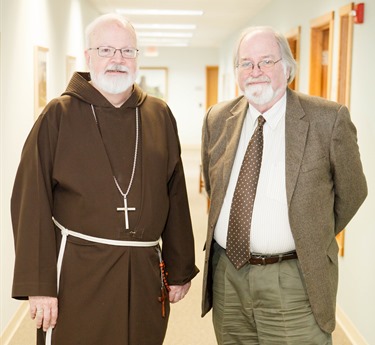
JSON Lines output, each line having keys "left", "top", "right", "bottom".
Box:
{"left": 300, "top": 156, "right": 329, "bottom": 173}
{"left": 299, "top": 156, "right": 332, "bottom": 191}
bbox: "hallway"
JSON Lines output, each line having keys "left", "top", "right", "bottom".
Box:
{"left": 7, "top": 147, "right": 351, "bottom": 344}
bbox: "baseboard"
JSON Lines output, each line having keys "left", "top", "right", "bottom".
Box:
{"left": 0, "top": 301, "right": 29, "bottom": 345}
{"left": 336, "top": 306, "right": 369, "bottom": 345}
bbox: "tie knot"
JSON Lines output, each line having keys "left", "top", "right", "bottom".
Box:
{"left": 257, "top": 115, "right": 266, "bottom": 127}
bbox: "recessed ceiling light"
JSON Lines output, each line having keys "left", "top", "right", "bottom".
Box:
{"left": 138, "top": 37, "right": 190, "bottom": 46}
{"left": 137, "top": 32, "right": 193, "bottom": 38}
{"left": 116, "top": 9, "right": 203, "bottom": 16}
{"left": 133, "top": 24, "right": 197, "bottom": 30}
{"left": 140, "top": 42, "right": 189, "bottom": 47}
{"left": 139, "top": 37, "right": 190, "bottom": 43}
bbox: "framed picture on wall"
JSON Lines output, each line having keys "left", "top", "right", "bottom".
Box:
{"left": 136, "top": 67, "right": 168, "bottom": 101}
{"left": 34, "top": 46, "right": 49, "bottom": 119}
{"left": 66, "top": 55, "right": 76, "bottom": 85}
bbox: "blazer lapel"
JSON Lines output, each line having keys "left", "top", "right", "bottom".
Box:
{"left": 222, "top": 97, "right": 249, "bottom": 192}
{"left": 208, "top": 97, "right": 249, "bottom": 227}
{"left": 285, "top": 89, "right": 309, "bottom": 206}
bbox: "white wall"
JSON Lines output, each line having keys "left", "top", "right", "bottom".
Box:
{"left": 0, "top": 0, "right": 97, "bottom": 334}
{"left": 138, "top": 47, "right": 219, "bottom": 147}
{"left": 338, "top": 3, "right": 375, "bottom": 344}
{"left": 217, "top": 1, "right": 375, "bottom": 344}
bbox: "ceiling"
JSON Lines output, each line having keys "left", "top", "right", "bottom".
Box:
{"left": 87, "top": 0, "right": 273, "bottom": 48}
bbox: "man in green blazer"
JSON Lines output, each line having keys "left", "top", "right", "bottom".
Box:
{"left": 201, "top": 26, "right": 367, "bottom": 344}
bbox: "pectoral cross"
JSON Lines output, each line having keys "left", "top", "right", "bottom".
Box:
{"left": 117, "top": 197, "right": 136, "bottom": 230}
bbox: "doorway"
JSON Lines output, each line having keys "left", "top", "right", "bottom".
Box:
{"left": 309, "top": 12, "right": 334, "bottom": 99}
{"left": 206, "top": 66, "right": 218, "bottom": 109}
{"left": 286, "top": 26, "right": 301, "bottom": 91}
{"left": 336, "top": 3, "right": 355, "bottom": 256}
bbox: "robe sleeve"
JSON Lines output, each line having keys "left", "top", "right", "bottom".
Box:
{"left": 11, "top": 107, "right": 60, "bottom": 299}
{"left": 160, "top": 109, "right": 199, "bottom": 285}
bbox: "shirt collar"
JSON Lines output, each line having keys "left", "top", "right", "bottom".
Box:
{"left": 248, "top": 93, "right": 287, "bottom": 130}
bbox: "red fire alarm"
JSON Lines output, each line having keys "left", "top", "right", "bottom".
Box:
{"left": 354, "top": 3, "right": 365, "bottom": 24}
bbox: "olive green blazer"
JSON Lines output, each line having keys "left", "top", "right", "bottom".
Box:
{"left": 201, "top": 88, "right": 367, "bottom": 333}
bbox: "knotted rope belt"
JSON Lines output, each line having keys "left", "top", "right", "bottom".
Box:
{"left": 46, "top": 217, "right": 161, "bottom": 345}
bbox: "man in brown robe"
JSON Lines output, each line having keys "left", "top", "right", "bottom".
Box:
{"left": 11, "top": 13, "right": 198, "bottom": 345}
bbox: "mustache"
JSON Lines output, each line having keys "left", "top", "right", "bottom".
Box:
{"left": 245, "top": 76, "right": 271, "bottom": 84}
{"left": 105, "top": 64, "right": 130, "bottom": 73}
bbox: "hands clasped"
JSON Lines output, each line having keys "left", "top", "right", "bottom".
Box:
{"left": 29, "top": 296, "right": 58, "bottom": 332}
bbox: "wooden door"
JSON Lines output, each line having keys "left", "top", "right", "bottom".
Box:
{"left": 309, "top": 12, "right": 334, "bottom": 99}
{"left": 286, "top": 26, "right": 301, "bottom": 91}
{"left": 336, "top": 3, "right": 355, "bottom": 256}
{"left": 202, "top": 66, "right": 219, "bottom": 210}
{"left": 206, "top": 66, "right": 218, "bottom": 109}
{"left": 337, "top": 3, "right": 354, "bottom": 108}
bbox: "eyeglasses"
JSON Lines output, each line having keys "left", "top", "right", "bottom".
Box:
{"left": 88, "top": 46, "right": 139, "bottom": 59}
{"left": 236, "top": 58, "right": 282, "bottom": 71}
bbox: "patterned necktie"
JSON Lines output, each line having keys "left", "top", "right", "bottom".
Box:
{"left": 226, "top": 115, "right": 266, "bottom": 269}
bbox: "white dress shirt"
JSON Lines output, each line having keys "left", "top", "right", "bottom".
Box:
{"left": 214, "top": 94, "right": 296, "bottom": 254}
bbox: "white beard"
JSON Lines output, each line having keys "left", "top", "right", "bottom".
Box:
{"left": 244, "top": 82, "right": 275, "bottom": 105}
{"left": 90, "top": 64, "right": 136, "bottom": 95}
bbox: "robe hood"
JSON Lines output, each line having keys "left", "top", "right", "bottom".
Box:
{"left": 62, "top": 71, "right": 147, "bottom": 108}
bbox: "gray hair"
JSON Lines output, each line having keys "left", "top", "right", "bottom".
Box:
{"left": 85, "top": 13, "right": 137, "bottom": 49}
{"left": 233, "top": 26, "right": 297, "bottom": 84}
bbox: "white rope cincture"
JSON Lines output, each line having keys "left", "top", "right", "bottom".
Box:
{"left": 45, "top": 217, "right": 160, "bottom": 345}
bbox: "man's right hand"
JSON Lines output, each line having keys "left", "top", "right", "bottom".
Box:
{"left": 29, "top": 296, "right": 58, "bottom": 332}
